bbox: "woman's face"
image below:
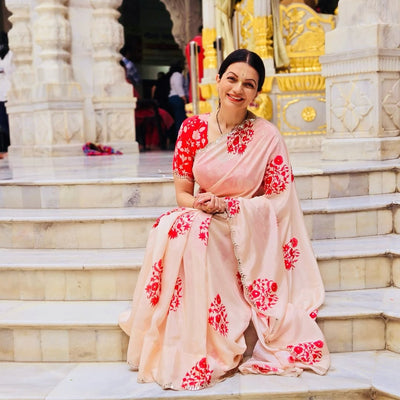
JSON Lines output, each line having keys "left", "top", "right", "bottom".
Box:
{"left": 216, "top": 62, "right": 259, "bottom": 111}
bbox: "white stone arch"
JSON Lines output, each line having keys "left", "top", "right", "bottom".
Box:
{"left": 159, "top": 0, "right": 202, "bottom": 52}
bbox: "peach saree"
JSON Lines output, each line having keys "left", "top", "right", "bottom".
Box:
{"left": 119, "top": 114, "right": 330, "bottom": 390}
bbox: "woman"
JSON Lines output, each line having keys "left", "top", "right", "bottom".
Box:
{"left": 119, "top": 49, "right": 330, "bottom": 390}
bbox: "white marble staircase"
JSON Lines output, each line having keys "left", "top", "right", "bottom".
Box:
{"left": 0, "top": 152, "right": 399, "bottom": 400}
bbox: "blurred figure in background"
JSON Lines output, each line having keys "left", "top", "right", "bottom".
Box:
{"left": 120, "top": 45, "right": 141, "bottom": 97}
{"left": 167, "top": 61, "right": 187, "bottom": 149}
{"left": 151, "top": 71, "right": 170, "bottom": 113}
{"left": 0, "top": 31, "right": 12, "bottom": 158}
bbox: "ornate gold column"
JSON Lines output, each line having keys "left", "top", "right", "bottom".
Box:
{"left": 199, "top": 0, "right": 218, "bottom": 110}
{"left": 202, "top": 0, "right": 217, "bottom": 76}
{"left": 253, "top": 0, "right": 274, "bottom": 75}
{"left": 90, "top": 0, "right": 137, "bottom": 152}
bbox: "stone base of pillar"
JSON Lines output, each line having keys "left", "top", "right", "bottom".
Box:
{"left": 8, "top": 140, "right": 138, "bottom": 158}
{"left": 321, "top": 137, "right": 400, "bottom": 161}
{"left": 93, "top": 98, "right": 138, "bottom": 153}
{"left": 8, "top": 143, "right": 86, "bottom": 158}
{"left": 285, "top": 134, "right": 323, "bottom": 153}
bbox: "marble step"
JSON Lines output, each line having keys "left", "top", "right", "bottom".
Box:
{"left": 0, "top": 193, "right": 398, "bottom": 249}
{"left": 302, "top": 192, "right": 399, "bottom": 240}
{"left": 0, "top": 206, "right": 170, "bottom": 249}
{"left": 0, "top": 178, "right": 177, "bottom": 209}
{"left": 0, "top": 235, "right": 398, "bottom": 301}
{"left": 0, "top": 288, "right": 399, "bottom": 362}
{"left": 0, "top": 158, "right": 397, "bottom": 209}
{"left": 0, "top": 350, "right": 399, "bottom": 400}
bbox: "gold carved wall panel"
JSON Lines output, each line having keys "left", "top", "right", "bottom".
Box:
{"left": 280, "top": 4, "right": 335, "bottom": 73}
{"left": 277, "top": 93, "right": 326, "bottom": 135}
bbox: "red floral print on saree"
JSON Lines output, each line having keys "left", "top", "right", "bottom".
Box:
{"left": 208, "top": 294, "right": 229, "bottom": 336}
{"left": 283, "top": 237, "right": 300, "bottom": 270}
{"left": 153, "top": 207, "right": 185, "bottom": 228}
{"left": 168, "top": 212, "right": 195, "bottom": 239}
{"left": 263, "top": 155, "right": 291, "bottom": 195}
{"left": 225, "top": 197, "right": 240, "bottom": 216}
{"left": 248, "top": 278, "right": 278, "bottom": 313}
{"left": 226, "top": 120, "right": 254, "bottom": 155}
{"left": 198, "top": 217, "right": 211, "bottom": 245}
{"left": 181, "top": 357, "right": 213, "bottom": 390}
{"left": 287, "top": 340, "right": 324, "bottom": 365}
{"left": 145, "top": 259, "right": 163, "bottom": 306}
{"left": 169, "top": 277, "right": 183, "bottom": 312}
{"left": 252, "top": 363, "right": 279, "bottom": 374}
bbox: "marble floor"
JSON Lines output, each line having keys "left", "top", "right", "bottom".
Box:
{"left": 0, "top": 150, "right": 398, "bottom": 183}
{"left": 0, "top": 351, "right": 399, "bottom": 400}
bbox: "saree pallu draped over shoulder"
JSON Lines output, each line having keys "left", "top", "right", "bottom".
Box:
{"left": 119, "top": 114, "right": 330, "bottom": 390}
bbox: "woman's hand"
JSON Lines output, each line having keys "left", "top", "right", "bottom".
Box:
{"left": 174, "top": 178, "right": 225, "bottom": 214}
{"left": 193, "top": 192, "right": 226, "bottom": 214}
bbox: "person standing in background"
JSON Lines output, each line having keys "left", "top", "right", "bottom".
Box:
{"left": 167, "top": 61, "right": 187, "bottom": 149}
{"left": 120, "top": 45, "right": 141, "bottom": 97}
{"left": 0, "top": 31, "right": 12, "bottom": 158}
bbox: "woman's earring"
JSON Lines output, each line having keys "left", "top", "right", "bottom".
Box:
{"left": 218, "top": 98, "right": 221, "bottom": 109}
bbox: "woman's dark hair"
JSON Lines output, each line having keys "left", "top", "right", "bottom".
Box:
{"left": 218, "top": 49, "right": 265, "bottom": 91}
{"left": 168, "top": 60, "right": 184, "bottom": 75}
{"left": 0, "top": 31, "right": 9, "bottom": 60}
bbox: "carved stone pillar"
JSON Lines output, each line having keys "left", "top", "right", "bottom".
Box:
{"left": 5, "top": 0, "right": 35, "bottom": 150}
{"left": 8, "top": 0, "right": 86, "bottom": 156}
{"left": 320, "top": 0, "right": 400, "bottom": 161}
{"left": 90, "top": 0, "right": 137, "bottom": 153}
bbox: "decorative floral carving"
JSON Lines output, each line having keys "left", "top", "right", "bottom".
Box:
{"left": 382, "top": 79, "right": 400, "bottom": 129}
{"left": 331, "top": 82, "right": 372, "bottom": 132}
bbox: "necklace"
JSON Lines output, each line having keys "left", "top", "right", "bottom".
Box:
{"left": 216, "top": 109, "right": 249, "bottom": 136}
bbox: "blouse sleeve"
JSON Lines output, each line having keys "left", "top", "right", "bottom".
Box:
{"left": 172, "top": 116, "right": 208, "bottom": 181}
